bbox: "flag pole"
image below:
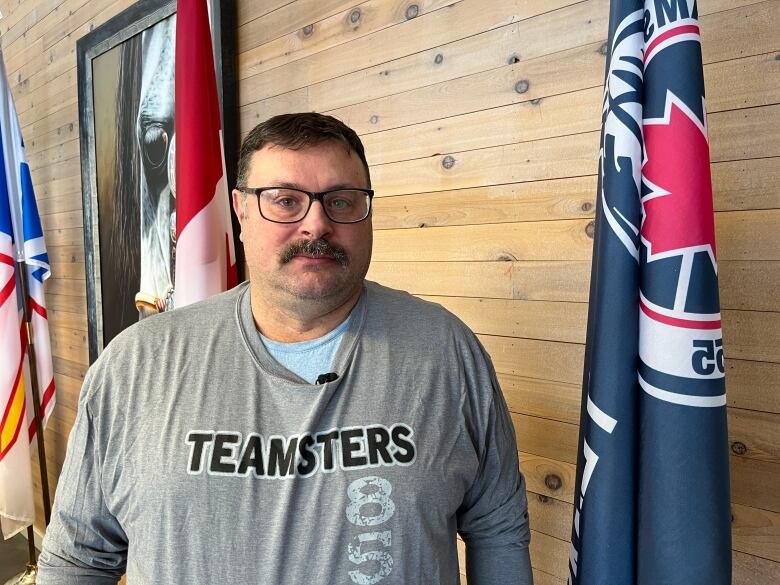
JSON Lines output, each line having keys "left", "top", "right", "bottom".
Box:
{"left": 16, "top": 258, "right": 52, "bottom": 526}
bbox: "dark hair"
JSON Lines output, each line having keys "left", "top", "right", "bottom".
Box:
{"left": 236, "top": 112, "right": 371, "bottom": 189}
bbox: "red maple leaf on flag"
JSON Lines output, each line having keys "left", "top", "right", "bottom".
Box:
{"left": 641, "top": 97, "right": 716, "bottom": 262}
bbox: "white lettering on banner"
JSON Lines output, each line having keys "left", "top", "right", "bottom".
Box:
{"left": 570, "top": 394, "right": 619, "bottom": 577}
{"left": 586, "top": 395, "right": 618, "bottom": 435}
{"left": 580, "top": 440, "right": 599, "bottom": 505}
{"left": 638, "top": 374, "right": 726, "bottom": 408}
{"left": 346, "top": 476, "right": 395, "bottom": 584}
{"left": 643, "top": 0, "right": 699, "bottom": 57}
{"left": 638, "top": 303, "right": 723, "bottom": 379}
{"left": 601, "top": 8, "right": 645, "bottom": 261}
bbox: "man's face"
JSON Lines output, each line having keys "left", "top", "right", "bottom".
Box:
{"left": 232, "top": 141, "right": 373, "bottom": 308}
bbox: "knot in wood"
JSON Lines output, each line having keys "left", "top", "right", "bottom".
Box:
{"left": 585, "top": 220, "right": 595, "bottom": 238}
{"left": 537, "top": 494, "right": 550, "bottom": 503}
{"left": 302, "top": 24, "right": 314, "bottom": 37}
{"left": 405, "top": 4, "right": 419, "bottom": 19}
{"left": 369, "top": 115, "right": 379, "bottom": 124}
{"left": 731, "top": 441, "right": 747, "bottom": 455}
{"left": 441, "top": 155, "right": 456, "bottom": 170}
{"left": 350, "top": 8, "right": 361, "bottom": 23}
{"left": 434, "top": 53, "right": 444, "bottom": 65}
{"left": 544, "top": 474, "right": 562, "bottom": 491}
{"left": 514, "top": 79, "right": 530, "bottom": 94}
{"left": 581, "top": 201, "right": 593, "bottom": 212}
{"left": 599, "top": 42, "right": 608, "bottom": 56}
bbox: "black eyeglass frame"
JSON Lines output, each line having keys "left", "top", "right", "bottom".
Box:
{"left": 240, "top": 187, "right": 375, "bottom": 224}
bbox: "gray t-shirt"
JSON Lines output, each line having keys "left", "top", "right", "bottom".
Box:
{"left": 38, "top": 281, "right": 532, "bottom": 584}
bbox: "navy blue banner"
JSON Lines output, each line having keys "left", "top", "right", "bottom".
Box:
{"left": 569, "top": 1, "right": 731, "bottom": 583}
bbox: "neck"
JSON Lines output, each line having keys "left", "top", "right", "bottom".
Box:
{"left": 249, "top": 284, "right": 363, "bottom": 343}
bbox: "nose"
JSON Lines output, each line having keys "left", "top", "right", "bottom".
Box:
{"left": 298, "top": 200, "right": 334, "bottom": 240}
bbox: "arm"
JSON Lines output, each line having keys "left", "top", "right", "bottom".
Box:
{"left": 37, "top": 383, "right": 127, "bottom": 584}
{"left": 457, "top": 380, "right": 533, "bottom": 585}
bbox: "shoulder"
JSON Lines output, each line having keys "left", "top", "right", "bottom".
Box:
{"left": 363, "top": 280, "right": 484, "bottom": 356}
{"left": 362, "top": 281, "right": 502, "bottom": 429}
{"left": 82, "top": 283, "right": 247, "bottom": 401}
{"left": 365, "top": 280, "right": 468, "bottom": 331}
{"left": 110, "top": 282, "right": 244, "bottom": 347}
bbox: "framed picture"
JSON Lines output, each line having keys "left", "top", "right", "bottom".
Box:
{"left": 77, "top": 0, "right": 238, "bottom": 363}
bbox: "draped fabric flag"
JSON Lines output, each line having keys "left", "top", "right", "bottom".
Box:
{"left": 0, "top": 49, "right": 55, "bottom": 539}
{"left": 569, "top": 1, "right": 731, "bottom": 583}
{"left": 174, "top": 0, "right": 237, "bottom": 307}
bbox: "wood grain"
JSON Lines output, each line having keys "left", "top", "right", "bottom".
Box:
{"left": 731, "top": 456, "right": 780, "bottom": 513}
{"left": 530, "top": 530, "right": 569, "bottom": 579}
{"left": 422, "top": 295, "right": 588, "bottom": 343}
{"left": 372, "top": 220, "right": 595, "bottom": 262}
{"left": 727, "top": 359, "right": 780, "bottom": 414}
{"left": 733, "top": 550, "right": 780, "bottom": 585}
{"left": 478, "top": 334, "right": 585, "bottom": 385}
{"left": 238, "top": 0, "right": 463, "bottom": 81}
{"left": 732, "top": 503, "right": 780, "bottom": 562}
{"left": 241, "top": 0, "right": 605, "bottom": 124}
{"left": 238, "top": 0, "right": 360, "bottom": 52}
{"left": 512, "top": 412, "right": 579, "bottom": 464}
{"left": 528, "top": 491, "right": 574, "bottom": 541}
{"left": 239, "top": 0, "right": 583, "bottom": 105}
{"left": 520, "top": 452, "right": 576, "bottom": 504}
{"left": 372, "top": 176, "right": 597, "bottom": 228}
{"left": 729, "top": 409, "right": 780, "bottom": 463}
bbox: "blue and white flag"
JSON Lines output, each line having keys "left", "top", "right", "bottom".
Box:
{"left": 0, "top": 48, "right": 56, "bottom": 539}
{"left": 569, "top": 0, "right": 731, "bottom": 583}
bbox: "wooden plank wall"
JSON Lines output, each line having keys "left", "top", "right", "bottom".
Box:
{"left": 1, "top": 0, "right": 777, "bottom": 581}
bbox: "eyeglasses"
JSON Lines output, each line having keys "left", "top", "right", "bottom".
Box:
{"left": 241, "top": 187, "right": 374, "bottom": 224}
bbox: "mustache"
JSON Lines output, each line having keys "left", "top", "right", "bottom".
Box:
{"left": 280, "top": 239, "right": 349, "bottom": 266}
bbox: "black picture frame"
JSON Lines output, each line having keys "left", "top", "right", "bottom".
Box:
{"left": 77, "top": 0, "right": 239, "bottom": 364}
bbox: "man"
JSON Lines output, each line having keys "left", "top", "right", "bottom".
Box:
{"left": 38, "top": 113, "right": 533, "bottom": 584}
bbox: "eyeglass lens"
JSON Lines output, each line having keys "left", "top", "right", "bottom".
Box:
{"left": 259, "top": 189, "right": 370, "bottom": 223}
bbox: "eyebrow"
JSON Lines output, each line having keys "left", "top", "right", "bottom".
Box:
{"left": 270, "top": 181, "right": 364, "bottom": 191}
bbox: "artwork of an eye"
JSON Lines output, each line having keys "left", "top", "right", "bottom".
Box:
{"left": 142, "top": 123, "right": 169, "bottom": 169}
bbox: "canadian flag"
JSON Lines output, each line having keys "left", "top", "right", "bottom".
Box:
{"left": 174, "top": 0, "right": 237, "bottom": 307}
